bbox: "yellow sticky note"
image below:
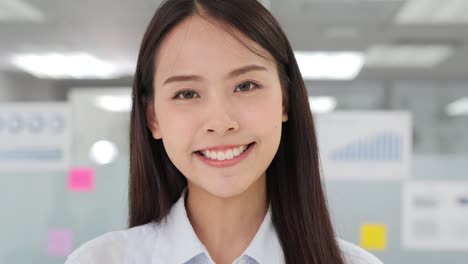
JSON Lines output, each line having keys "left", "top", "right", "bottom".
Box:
{"left": 360, "top": 223, "right": 387, "bottom": 250}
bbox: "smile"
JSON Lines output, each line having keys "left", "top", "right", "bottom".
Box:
{"left": 195, "top": 142, "right": 255, "bottom": 168}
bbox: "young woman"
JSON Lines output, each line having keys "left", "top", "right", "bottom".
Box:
{"left": 66, "top": 0, "right": 383, "bottom": 263}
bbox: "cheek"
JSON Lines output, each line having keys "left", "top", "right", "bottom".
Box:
{"left": 157, "top": 102, "right": 192, "bottom": 131}
{"left": 156, "top": 104, "right": 198, "bottom": 151}
{"left": 240, "top": 93, "right": 283, "bottom": 134}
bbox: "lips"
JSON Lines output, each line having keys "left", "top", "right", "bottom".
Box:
{"left": 194, "top": 142, "right": 256, "bottom": 168}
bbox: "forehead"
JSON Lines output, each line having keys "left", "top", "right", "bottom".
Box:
{"left": 154, "top": 15, "right": 276, "bottom": 83}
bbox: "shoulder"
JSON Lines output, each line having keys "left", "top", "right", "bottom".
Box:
{"left": 337, "top": 238, "right": 384, "bottom": 264}
{"left": 65, "top": 223, "right": 159, "bottom": 264}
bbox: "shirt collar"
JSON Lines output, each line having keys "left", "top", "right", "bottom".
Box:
{"left": 152, "top": 188, "right": 285, "bottom": 264}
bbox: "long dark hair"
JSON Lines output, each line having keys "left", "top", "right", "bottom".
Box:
{"left": 129, "top": 0, "right": 345, "bottom": 263}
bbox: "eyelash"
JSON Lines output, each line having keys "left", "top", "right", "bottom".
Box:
{"left": 172, "top": 81, "right": 262, "bottom": 100}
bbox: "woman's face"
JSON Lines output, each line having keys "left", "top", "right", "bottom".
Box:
{"left": 146, "top": 15, "right": 288, "bottom": 199}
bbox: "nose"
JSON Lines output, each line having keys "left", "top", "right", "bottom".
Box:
{"left": 202, "top": 99, "right": 239, "bottom": 136}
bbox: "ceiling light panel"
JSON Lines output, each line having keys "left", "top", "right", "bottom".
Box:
{"left": 94, "top": 95, "right": 132, "bottom": 112}
{"left": 0, "top": 0, "right": 44, "bottom": 21}
{"left": 309, "top": 96, "right": 337, "bottom": 113}
{"left": 364, "top": 45, "right": 454, "bottom": 67}
{"left": 446, "top": 98, "right": 468, "bottom": 116}
{"left": 10, "top": 53, "right": 121, "bottom": 79}
{"left": 395, "top": 0, "right": 468, "bottom": 24}
{"left": 294, "top": 51, "right": 365, "bottom": 80}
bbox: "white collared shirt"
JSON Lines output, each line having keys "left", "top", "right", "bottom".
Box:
{"left": 66, "top": 191, "right": 383, "bottom": 264}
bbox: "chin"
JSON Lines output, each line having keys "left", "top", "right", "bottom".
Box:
{"left": 204, "top": 183, "right": 251, "bottom": 199}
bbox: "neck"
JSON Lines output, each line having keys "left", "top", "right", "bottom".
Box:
{"left": 185, "top": 174, "right": 268, "bottom": 264}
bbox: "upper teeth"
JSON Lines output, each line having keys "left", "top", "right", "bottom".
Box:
{"left": 200, "top": 145, "right": 249, "bottom": 160}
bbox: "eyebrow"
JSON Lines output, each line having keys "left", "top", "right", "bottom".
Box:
{"left": 162, "top": 64, "right": 268, "bottom": 86}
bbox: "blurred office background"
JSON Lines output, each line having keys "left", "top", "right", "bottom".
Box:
{"left": 1, "top": 0, "right": 467, "bottom": 263}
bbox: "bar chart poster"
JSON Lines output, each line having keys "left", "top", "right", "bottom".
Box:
{"left": 0, "top": 103, "right": 71, "bottom": 171}
{"left": 402, "top": 181, "right": 468, "bottom": 250}
{"left": 314, "top": 111, "right": 411, "bottom": 180}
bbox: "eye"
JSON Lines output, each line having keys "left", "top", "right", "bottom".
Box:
{"left": 173, "top": 89, "right": 199, "bottom": 100}
{"left": 235, "top": 81, "right": 261, "bottom": 92}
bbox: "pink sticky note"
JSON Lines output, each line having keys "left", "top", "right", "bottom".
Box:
{"left": 68, "top": 167, "right": 94, "bottom": 192}
{"left": 46, "top": 228, "right": 73, "bottom": 256}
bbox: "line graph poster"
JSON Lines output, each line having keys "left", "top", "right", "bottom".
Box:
{"left": 314, "top": 111, "right": 411, "bottom": 180}
{"left": 0, "top": 103, "right": 71, "bottom": 170}
{"left": 402, "top": 181, "right": 468, "bottom": 250}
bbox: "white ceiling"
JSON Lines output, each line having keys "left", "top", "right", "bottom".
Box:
{"left": 1, "top": 0, "right": 468, "bottom": 80}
